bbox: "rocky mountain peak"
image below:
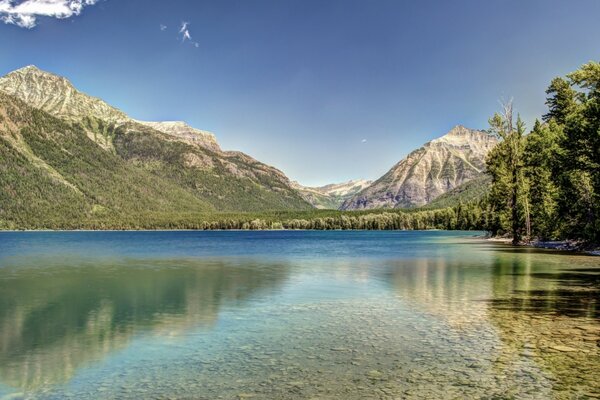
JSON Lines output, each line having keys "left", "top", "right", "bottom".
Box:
{"left": 5, "top": 65, "right": 79, "bottom": 93}
{"left": 341, "top": 126, "right": 498, "bottom": 210}
{"left": 0, "top": 65, "right": 128, "bottom": 123}
{"left": 430, "top": 125, "right": 492, "bottom": 146}
{"left": 16, "top": 65, "right": 42, "bottom": 73}
{"left": 0, "top": 66, "right": 223, "bottom": 152}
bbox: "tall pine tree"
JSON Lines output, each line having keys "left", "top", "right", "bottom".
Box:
{"left": 523, "top": 120, "right": 562, "bottom": 240}
{"left": 486, "top": 102, "right": 527, "bottom": 244}
{"left": 538, "top": 62, "right": 600, "bottom": 242}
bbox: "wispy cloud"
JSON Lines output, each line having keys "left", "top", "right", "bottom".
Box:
{"left": 178, "top": 21, "right": 199, "bottom": 48}
{"left": 159, "top": 23, "right": 166, "bottom": 31}
{"left": 0, "top": 0, "right": 100, "bottom": 28}
{"left": 361, "top": 139, "right": 367, "bottom": 143}
{"left": 179, "top": 21, "right": 190, "bottom": 41}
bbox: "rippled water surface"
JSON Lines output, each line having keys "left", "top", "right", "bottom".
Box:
{"left": 0, "top": 231, "right": 598, "bottom": 399}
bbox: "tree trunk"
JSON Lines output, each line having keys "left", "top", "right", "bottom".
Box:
{"left": 511, "top": 167, "right": 521, "bottom": 245}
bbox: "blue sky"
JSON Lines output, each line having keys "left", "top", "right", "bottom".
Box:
{"left": 1, "top": 0, "right": 600, "bottom": 186}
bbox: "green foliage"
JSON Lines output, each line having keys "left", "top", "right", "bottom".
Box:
{"left": 522, "top": 120, "right": 561, "bottom": 239}
{"left": 484, "top": 61, "right": 600, "bottom": 244}
{"left": 543, "top": 77, "right": 578, "bottom": 124}
{"left": 0, "top": 93, "right": 313, "bottom": 229}
{"left": 485, "top": 107, "right": 527, "bottom": 243}
{"left": 550, "top": 61, "right": 600, "bottom": 242}
{"left": 424, "top": 175, "right": 491, "bottom": 209}
{"left": 0, "top": 207, "right": 485, "bottom": 231}
{"left": 112, "top": 123, "right": 311, "bottom": 212}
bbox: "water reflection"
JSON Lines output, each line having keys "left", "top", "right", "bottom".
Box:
{"left": 0, "top": 257, "right": 289, "bottom": 390}
{"left": 0, "top": 232, "right": 598, "bottom": 399}
{"left": 379, "top": 251, "right": 600, "bottom": 397}
{"left": 485, "top": 252, "right": 600, "bottom": 397}
{"left": 381, "top": 257, "right": 493, "bottom": 328}
{"left": 486, "top": 249, "right": 599, "bottom": 318}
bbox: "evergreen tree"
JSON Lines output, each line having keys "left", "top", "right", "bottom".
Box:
{"left": 543, "top": 77, "right": 578, "bottom": 124}
{"left": 486, "top": 102, "right": 527, "bottom": 243}
{"left": 556, "top": 62, "right": 600, "bottom": 242}
{"left": 523, "top": 120, "right": 562, "bottom": 239}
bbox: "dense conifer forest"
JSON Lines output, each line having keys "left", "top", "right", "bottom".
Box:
{"left": 483, "top": 61, "right": 600, "bottom": 245}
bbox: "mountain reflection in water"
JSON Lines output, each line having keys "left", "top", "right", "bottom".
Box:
{"left": 0, "top": 256, "right": 289, "bottom": 390}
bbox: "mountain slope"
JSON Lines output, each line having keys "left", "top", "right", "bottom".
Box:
{"left": 341, "top": 126, "right": 498, "bottom": 209}
{"left": 0, "top": 66, "right": 311, "bottom": 217}
{"left": 0, "top": 93, "right": 215, "bottom": 228}
{"left": 293, "top": 179, "right": 372, "bottom": 209}
{"left": 423, "top": 174, "right": 491, "bottom": 209}
{"left": 113, "top": 122, "right": 310, "bottom": 211}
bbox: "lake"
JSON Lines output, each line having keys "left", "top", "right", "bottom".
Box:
{"left": 0, "top": 230, "right": 598, "bottom": 399}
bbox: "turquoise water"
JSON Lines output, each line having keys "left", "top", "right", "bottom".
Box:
{"left": 0, "top": 231, "right": 598, "bottom": 399}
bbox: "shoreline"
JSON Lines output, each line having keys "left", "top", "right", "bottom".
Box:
{"left": 0, "top": 228, "right": 460, "bottom": 233}
{"left": 484, "top": 236, "right": 600, "bottom": 256}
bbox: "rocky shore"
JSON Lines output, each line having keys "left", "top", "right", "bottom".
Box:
{"left": 485, "top": 236, "right": 600, "bottom": 256}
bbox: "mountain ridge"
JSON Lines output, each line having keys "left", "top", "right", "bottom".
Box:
{"left": 0, "top": 66, "right": 312, "bottom": 225}
{"left": 341, "top": 125, "right": 497, "bottom": 209}
{"left": 0, "top": 65, "right": 129, "bottom": 123}
{"left": 292, "top": 179, "right": 372, "bottom": 209}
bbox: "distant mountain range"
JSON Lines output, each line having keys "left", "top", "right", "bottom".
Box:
{"left": 292, "top": 179, "right": 372, "bottom": 209}
{"left": 341, "top": 126, "right": 498, "bottom": 209}
{"left": 0, "top": 66, "right": 497, "bottom": 228}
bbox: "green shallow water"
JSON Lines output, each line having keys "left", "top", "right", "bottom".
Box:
{"left": 0, "top": 231, "right": 598, "bottom": 399}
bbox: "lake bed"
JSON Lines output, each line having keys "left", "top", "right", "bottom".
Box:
{"left": 0, "top": 231, "right": 598, "bottom": 399}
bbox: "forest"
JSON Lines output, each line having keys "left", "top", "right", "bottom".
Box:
{"left": 483, "top": 61, "right": 600, "bottom": 245}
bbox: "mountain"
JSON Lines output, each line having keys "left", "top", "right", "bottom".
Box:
{"left": 293, "top": 179, "right": 372, "bottom": 209}
{"left": 0, "top": 65, "right": 128, "bottom": 123}
{"left": 423, "top": 174, "right": 492, "bottom": 209}
{"left": 0, "top": 66, "right": 311, "bottom": 228}
{"left": 136, "top": 120, "right": 221, "bottom": 153}
{"left": 341, "top": 125, "right": 498, "bottom": 209}
{"left": 0, "top": 92, "right": 214, "bottom": 228}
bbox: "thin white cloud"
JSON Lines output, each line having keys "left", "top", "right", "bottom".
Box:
{"left": 0, "top": 0, "right": 99, "bottom": 28}
{"left": 178, "top": 21, "right": 199, "bottom": 49}
{"left": 361, "top": 139, "right": 367, "bottom": 143}
{"left": 179, "top": 21, "right": 190, "bottom": 41}
{"left": 160, "top": 23, "right": 166, "bottom": 31}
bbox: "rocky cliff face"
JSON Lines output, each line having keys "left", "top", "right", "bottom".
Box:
{"left": 293, "top": 179, "right": 372, "bottom": 209}
{"left": 136, "top": 121, "right": 221, "bottom": 153}
{"left": 341, "top": 126, "right": 498, "bottom": 209}
{"left": 0, "top": 66, "right": 224, "bottom": 153}
{"left": 0, "top": 65, "right": 128, "bottom": 123}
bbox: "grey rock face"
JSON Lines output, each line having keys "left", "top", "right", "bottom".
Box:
{"left": 0, "top": 66, "right": 223, "bottom": 153}
{"left": 341, "top": 126, "right": 498, "bottom": 209}
{"left": 136, "top": 121, "right": 221, "bottom": 153}
{"left": 0, "top": 65, "right": 128, "bottom": 123}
